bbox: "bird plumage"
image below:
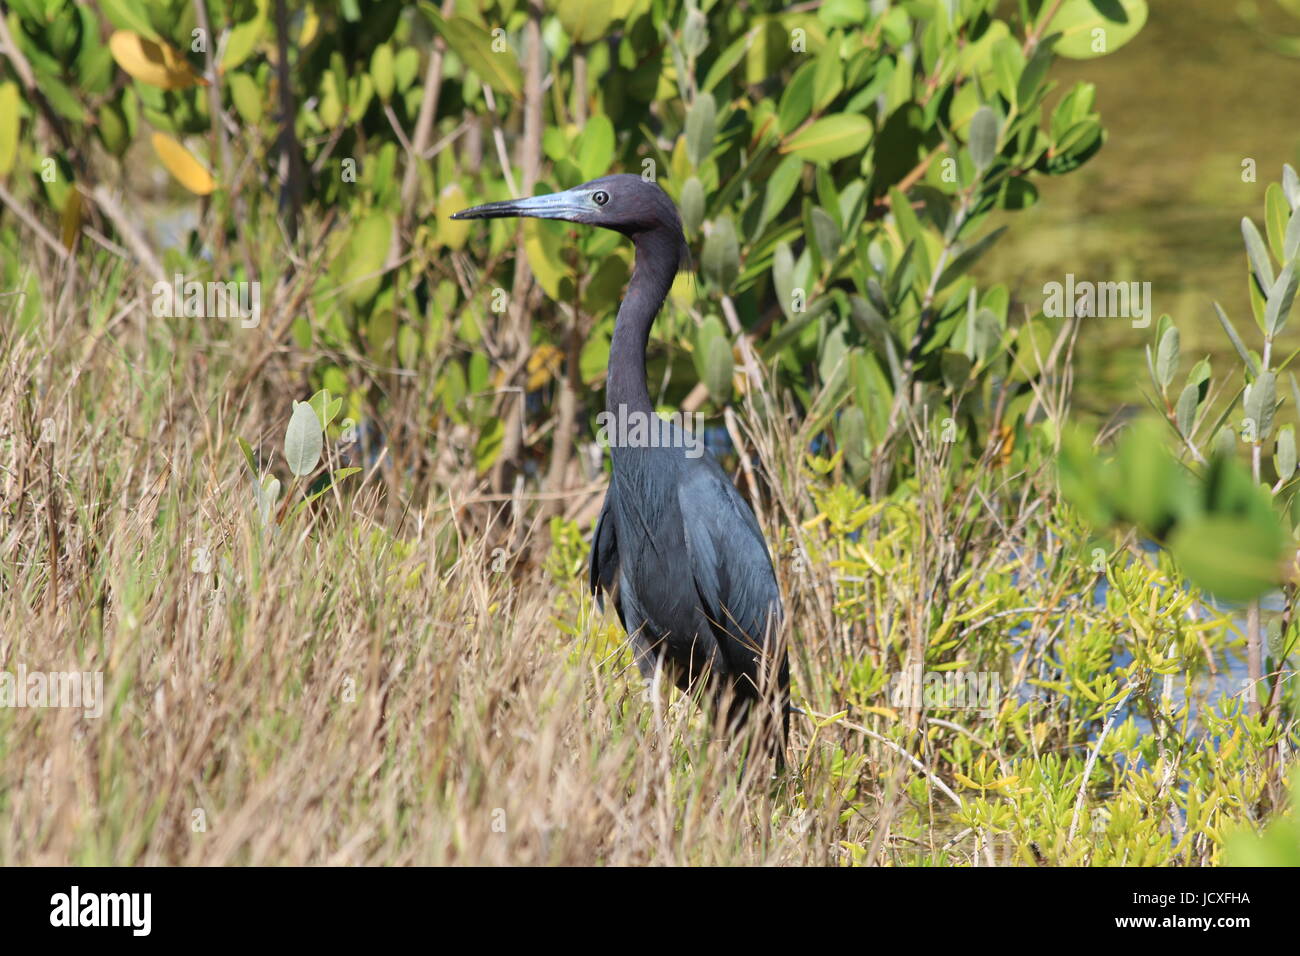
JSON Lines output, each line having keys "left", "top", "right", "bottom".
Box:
{"left": 455, "top": 174, "right": 789, "bottom": 763}
{"left": 590, "top": 440, "right": 788, "bottom": 749}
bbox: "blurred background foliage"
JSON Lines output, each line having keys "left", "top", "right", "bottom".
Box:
{"left": 1, "top": 0, "right": 1143, "bottom": 495}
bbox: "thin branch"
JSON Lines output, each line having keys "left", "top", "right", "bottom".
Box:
{"left": 1068, "top": 684, "right": 1135, "bottom": 845}
{"left": 0, "top": 182, "right": 71, "bottom": 262}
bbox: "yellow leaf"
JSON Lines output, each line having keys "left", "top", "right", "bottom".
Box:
{"left": 0, "top": 82, "right": 18, "bottom": 178}
{"left": 523, "top": 220, "right": 568, "bottom": 299}
{"left": 220, "top": 0, "right": 268, "bottom": 73}
{"left": 60, "top": 190, "right": 82, "bottom": 250}
{"left": 435, "top": 184, "right": 470, "bottom": 250}
{"left": 109, "top": 31, "right": 205, "bottom": 90}
{"left": 813, "top": 709, "right": 849, "bottom": 728}
{"left": 858, "top": 705, "right": 898, "bottom": 720}
{"left": 299, "top": 7, "right": 320, "bottom": 47}
{"left": 527, "top": 344, "right": 563, "bottom": 390}
{"left": 151, "top": 133, "right": 216, "bottom": 195}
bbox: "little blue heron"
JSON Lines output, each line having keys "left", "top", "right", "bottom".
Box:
{"left": 454, "top": 174, "right": 789, "bottom": 765}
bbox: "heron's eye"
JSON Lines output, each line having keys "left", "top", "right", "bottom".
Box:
{"left": 592, "top": 190, "right": 610, "bottom": 206}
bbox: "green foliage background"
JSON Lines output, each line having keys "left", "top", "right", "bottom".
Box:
{"left": 1, "top": 0, "right": 1144, "bottom": 486}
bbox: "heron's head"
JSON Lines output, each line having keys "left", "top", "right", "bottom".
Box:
{"left": 452, "top": 174, "right": 684, "bottom": 245}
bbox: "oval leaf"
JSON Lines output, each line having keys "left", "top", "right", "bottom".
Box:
{"left": 109, "top": 31, "right": 205, "bottom": 89}
{"left": 151, "top": 132, "right": 216, "bottom": 194}
{"left": 782, "top": 114, "right": 873, "bottom": 164}
{"left": 284, "top": 401, "right": 324, "bottom": 477}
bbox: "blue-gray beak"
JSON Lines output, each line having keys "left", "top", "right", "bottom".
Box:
{"left": 451, "top": 188, "right": 591, "bottom": 222}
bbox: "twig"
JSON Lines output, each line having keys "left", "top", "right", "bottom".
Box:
{"left": 273, "top": 0, "right": 302, "bottom": 242}
{"left": 804, "top": 709, "right": 963, "bottom": 808}
{"left": 85, "top": 185, "right": 164, "bottom": 279}
{"left": 479, "top": 86, "right": 519, "bottom": 199}
{"left": 0, "top": 182, "right": 70, "bottom": 262}
{"left": 399, "top": 0, "right": 454, "bottom": 210}
{"left": 1067, "top": 684, "right": 1135, "bottom": 845}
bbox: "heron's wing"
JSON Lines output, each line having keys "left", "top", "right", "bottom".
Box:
{"left": 676, "top": 461, "right": 783, "bottom": 685}
{"left": 589, "top": 486, "right": 621, "bottom": 619}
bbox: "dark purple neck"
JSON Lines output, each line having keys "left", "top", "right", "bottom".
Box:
{"left": 606, "top": 228, "right": 681, "bottom": 416}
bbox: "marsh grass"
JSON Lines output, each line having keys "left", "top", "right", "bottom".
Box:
{"left": 0, "top": 243, "right": 1293, "bottom": 866}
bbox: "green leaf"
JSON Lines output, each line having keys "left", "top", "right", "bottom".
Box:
{"left": 837, "top": 405, "right": 868, "bottom": 470}
{"left": 1242, "top": 217, "right": 1274, "bottom": 292}
{"left": 293, "top": 468, "right": 363, "bottom": 513}
{"left": 1267, "top": 183, "right": 1289, "bottom": 262}
{"left": 1245, "top": 370, "right": 1277, "bottom": 442}
{"left": 1170, "top": 515, "right": 1283, "bottom": 603}
{"left": 701, "top": 27, "right": 753, "bottom": 92}
{"left": 937, "top": 226, "right": 1007, "bottom": 290}
{"left": 968, "top": 105, "right": 999, "bottom": 173}
{"left": 685, "top": 93, "right": 716, "bottom": 169}
{"left": 575, "top": 114, "right": 614, "bottom": 181}
{"left": 773, "top": 242, "right": 796, "bottom": 319}
{"left": 554, "top": 0, "right": 616, "bottom": 45}
{"left": 1156, "top": 325, "right": 1180, "bottom": 390}
{"left": 1275, "top": 425, "right": 1296, "bottom": 481}
{"left": 1175, "top": 382, "right": 1198, "bottom": 437}
{"left": 222, "top": 0, "right": 267, "bottom": 72}
{"left": 1265, "top": 262, "right": 1298, "bottom": 337}
{"left": 1017, "top": 35, "right": 1056, "bottom": 105}
{"left": 812, "top": 45, "right": 844, "bottom": 112}
{"left": 1113, "top": 418, "right": 1196, "bottom": 535}
{"left": 581, "top": 254, "right": 628, "bottom": 315}
{"left": 255, "top": 474, "right": 280, "bottom": 527}
{"left": 777, "top": 61, "right": 815, "bottom": 136}
{"left": 228, "top": 72, "right": 262, "bottom": 125}
{"left": 371, "top": 43, "right": 395, "bottom": 101}
{"left": 1285, "top": 164, "right": 1300, "bottom": 210}
{"left": 1050, "top": 0, "right": 1149, "bottom": 60}
{"left": 237, "top": 436, "right": 258, "bottom": 476}
{"left": 702, "top": 335, "right": 734, "bottom": 403}
{"left": 421, "top": 5, "right": 522, "bottom": 99}
{"left": 782, "top": 114, "right": 873, "bottom": 164}
{"left": 680, "top": 176, "right": 704, "bottom": 235}
{"left": 701, "top": 216, "right": 740, "bottom": 289}
{"left": 760, "top": 155, "right": 803, "bottom": 230}
{"left": 394, "top": 48, "right": 420, "bottom": 92}
{"left": 284, "top": 401, "right": 323, "bottom": 477}
{"left": 811, "top": 207, "right": 841, "bottom": 264}
{"left": 474, "top": 417, "right": 505, "bottom": 473}
{"left": 1213, "top": 302, "right": 1257, "bottom": 375}
{"left": 337, "top": 212, "right": 393, "bottom": 305}
{"left": 1285, "top": 209, "right": 1300, "bottom": 262}
{"left": 307, "top": 388, "right": 340, "bottom": 429}
{"left": 98, "top": 0, "right": 159, "bottom": 39}
{"left": 579, "top": 330, "right": 610, "bottom": 385}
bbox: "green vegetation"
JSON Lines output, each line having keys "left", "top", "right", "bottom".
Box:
{"left": 0, "top": 0, "right": 1296, "bottom": 865}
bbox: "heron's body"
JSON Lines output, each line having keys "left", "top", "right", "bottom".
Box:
{"left": 455, "top": 174, "right": 789, "bottom": 759}
{"left": 591, "top": 438, "right": 787, "bottom": 738}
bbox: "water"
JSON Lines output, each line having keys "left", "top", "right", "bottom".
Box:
{"left": 976, "top": 0, "right": 1300, "bottom": 415}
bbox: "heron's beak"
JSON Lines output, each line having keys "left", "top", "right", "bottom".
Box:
{"left": 451, "top": 189, "right": 587, "bottom": 222}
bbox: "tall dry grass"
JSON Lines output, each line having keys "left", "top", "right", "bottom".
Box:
{"left": 4, "top": 244, "right": 1266, "bottom": 867}
{"left": 0, "top": 253, "right": 867, "bottom": 865}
